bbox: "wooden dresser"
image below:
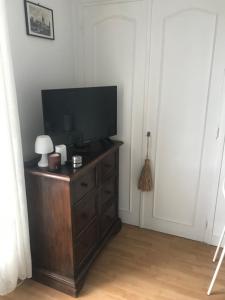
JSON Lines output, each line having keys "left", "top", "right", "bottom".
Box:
{"left": 25, "top": 141, "right": 122, "bottom": 297}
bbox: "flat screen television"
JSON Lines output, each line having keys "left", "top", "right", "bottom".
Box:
{"left": 42, "top": 86, "right": 117, "bottom": 145}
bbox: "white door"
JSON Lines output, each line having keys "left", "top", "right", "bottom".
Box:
{"left": 75, "top": 0, "right": 150, "bottom": 225}
{"left": 141, "top": 0, "right": 225, "bottom": 241}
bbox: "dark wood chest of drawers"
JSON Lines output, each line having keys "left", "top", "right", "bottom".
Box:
{"left": 25, "top": 141, "right": 122, "bottom": 297}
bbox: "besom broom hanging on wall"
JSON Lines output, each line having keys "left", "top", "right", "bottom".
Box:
{"left": 138, "top": 131, "right": 153, "bottom": 192}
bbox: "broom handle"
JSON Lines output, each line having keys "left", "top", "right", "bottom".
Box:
{"left": 146, "top": 131, "right": 150, "bottom": 158}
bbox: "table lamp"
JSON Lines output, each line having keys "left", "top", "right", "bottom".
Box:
{"left": 35, "top": 135, "right": 54, "bottom": 167}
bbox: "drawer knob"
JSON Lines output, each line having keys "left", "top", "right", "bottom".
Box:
{"left": 81, "top": 182, "right": 88, "bottom": 187}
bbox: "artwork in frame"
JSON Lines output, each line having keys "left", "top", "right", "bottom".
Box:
{"left": 24, "top": 1, "right": 54, "bottom": 40}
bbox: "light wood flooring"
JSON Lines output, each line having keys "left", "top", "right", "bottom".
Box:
{"left": 1, "top": 224, "right": 225, "bottom": 300}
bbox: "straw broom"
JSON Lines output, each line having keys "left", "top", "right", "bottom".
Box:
{"left": 138, "top": 131, "right": 153, "bottom": 191}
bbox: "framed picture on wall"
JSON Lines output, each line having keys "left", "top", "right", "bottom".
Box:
{"left": 24, "top": 1, "right": 55, "bottom": 40}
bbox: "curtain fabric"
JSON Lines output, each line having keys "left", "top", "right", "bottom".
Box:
{"left": 0, "top": 0, "right": 32, "bottom": 295}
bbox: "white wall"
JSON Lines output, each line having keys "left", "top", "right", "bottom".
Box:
{"left": 6, "top": 0, "right": 75, "bottom": 160}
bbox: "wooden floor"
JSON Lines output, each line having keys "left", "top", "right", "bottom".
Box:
{"left": 2, "top": 224, "right": 225, "bottom": 300}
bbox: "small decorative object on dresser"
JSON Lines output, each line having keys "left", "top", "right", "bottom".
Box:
{"left": 72, "top": 155, "right": 82, "bottom": 169}
{"left": 24, "top": 0, "right": 55, "bottom": 40}
{"left": 35, "top": 135, "right": 53, "bottom": 167}
{"left": 55, "top": 144, "right": 67, "bottom": 165}
{"left": 25, "top": 141, "right": 123, "bottom": 297}
{"left": 48, "top": 152, "right": 61, "bottom": 171}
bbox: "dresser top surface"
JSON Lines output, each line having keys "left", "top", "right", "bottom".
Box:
{"left": 25, "top": 141, "right": 123, "bottom": 182}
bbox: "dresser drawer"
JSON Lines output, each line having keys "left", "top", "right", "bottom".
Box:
{"left": 101, "top": 152, "right": 116, "bottom": 181}
{"left": 101, "top": 176, "right": 115, "bottom": 214}
{"left": 76, "top": 218, "right": 98, "bottom": 267}
{"left": 100, "top": 203, "right": 116, "bottom": 239}
{"left": 73, "top": 190, "right": 98, "bottom": 236}
{"left": 72, "top": 168, "right": 96, "bottom": 201}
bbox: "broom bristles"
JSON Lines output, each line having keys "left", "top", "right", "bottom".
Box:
{"left": 138, "top": 158, "right": 153, "bottom": 192}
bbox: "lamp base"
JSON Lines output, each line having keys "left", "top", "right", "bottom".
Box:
{"left": 38, "top": 154, "right": 48, "bottom": 168}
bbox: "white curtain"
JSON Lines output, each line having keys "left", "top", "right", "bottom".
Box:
{"left": 0, "top": 0, "right": 32, "bottom": 295}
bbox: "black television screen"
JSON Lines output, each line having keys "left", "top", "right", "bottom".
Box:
{"left": 42, "top": 86, "right": 117, "bottom": 145}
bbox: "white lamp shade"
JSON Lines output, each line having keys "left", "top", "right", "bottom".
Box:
{"left": 35, "top": 135, "right": 54, "bottom": 154}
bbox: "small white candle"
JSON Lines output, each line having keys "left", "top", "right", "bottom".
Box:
{"left": 55, "top": 144, "right": 67, "bottom": 165}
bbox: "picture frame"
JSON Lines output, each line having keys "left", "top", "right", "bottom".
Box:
{"left": 24, "top": 1, "right": 55, "bottom": 40}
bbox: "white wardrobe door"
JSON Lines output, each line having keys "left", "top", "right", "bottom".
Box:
{"left": 76, "top": 0, "right": 150, "bottom": 225}
{"left": 142, "top": 0, "right": 225, "bottom": 241}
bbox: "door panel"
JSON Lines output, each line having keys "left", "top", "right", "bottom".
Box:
{"left": 154, "top": 9, "right": 216, "bottom": 225}
{"left": 94, "top": 16, "right": 135, "bottom": 213}
{"left": 77, "top": 0, "right": 149, "bottom": 225}
{"left": 142, "top": 0, "right": 225, "bottom": 241}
